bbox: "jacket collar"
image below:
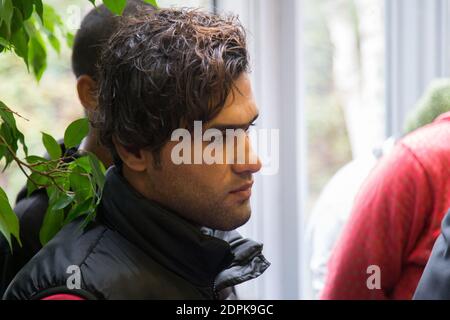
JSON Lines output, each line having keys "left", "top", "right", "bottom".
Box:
{"left": 98, "top": 166, "right": 252, "bottom": 289}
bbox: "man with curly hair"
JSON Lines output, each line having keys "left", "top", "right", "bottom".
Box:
{"left": 3, "top": 8, "right": 269, "bottom": 300}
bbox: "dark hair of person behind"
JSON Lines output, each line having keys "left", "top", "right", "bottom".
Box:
{"left": 71, "top": 0, "right": 154, "bottom": 79}
{"left": 95, "top": 8, "right": 249, "bottom": 166}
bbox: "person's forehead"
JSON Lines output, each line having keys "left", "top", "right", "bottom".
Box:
{"left": 210, "top": 74, "right": 259, "bottom": 124}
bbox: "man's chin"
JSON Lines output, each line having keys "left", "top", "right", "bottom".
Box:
{"left": 218, "top": 205, "right": 252, "bottom": 231}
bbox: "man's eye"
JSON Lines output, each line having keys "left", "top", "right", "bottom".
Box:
{"left": 246, "top": 122, "right": 257, "bottom": 132}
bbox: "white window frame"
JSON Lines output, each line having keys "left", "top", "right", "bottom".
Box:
{"left": 385, "top": 0, "right": 450, "bottom": 137}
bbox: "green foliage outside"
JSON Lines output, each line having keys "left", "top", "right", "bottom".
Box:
{"left": 405, "top": 79, "right": 450, "bottom": 134}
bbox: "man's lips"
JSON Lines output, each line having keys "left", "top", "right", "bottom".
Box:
{"left": 229, "top": 182, "right": 254, "bottom": 200}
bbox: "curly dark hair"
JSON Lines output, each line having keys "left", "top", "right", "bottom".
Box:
{"left": 94, "top": 8, "right": 249, "bottom": 165}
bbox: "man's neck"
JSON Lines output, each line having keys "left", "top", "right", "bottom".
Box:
{"left": 79, "top": 132, "right": 113, "bottom": 168}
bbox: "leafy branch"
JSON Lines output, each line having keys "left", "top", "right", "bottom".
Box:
{"left": 0, "top": 103, "right": 106, "bottom": 248}
{"left": 0, "top": 0, "right": 159, "bottom": 250}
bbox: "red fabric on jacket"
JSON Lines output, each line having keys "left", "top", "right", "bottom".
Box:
{"left": 42, "top": 294, "right": 84, "bottom": 300}
{"left": 321, "top": 112, "right": 450, "bottom": 300}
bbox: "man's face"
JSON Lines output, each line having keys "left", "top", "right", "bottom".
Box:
{"left": 142, "top": 73, "right": 261, "bottom": 230}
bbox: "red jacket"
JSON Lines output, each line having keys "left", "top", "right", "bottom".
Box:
{"left": 321, "top": 112, "right": 450, "bottom": 300}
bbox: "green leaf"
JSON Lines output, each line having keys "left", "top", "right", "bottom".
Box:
{"left": 64, "top": 197, "right": 93, "bottom": 224}
{"left": 54, "top": 171, "right": 70, "bottom": 189}
{"left": 0, "top": 122, "right": 15, "bottom": 148}
{"left": 143, "top": 0, "right": 158, "bottom": 8}
{"left": 26, "top": 177, "right": 38, "bottom": 196}
{"left": 25, "top": 155, "right": 47, "bottom": 164}
{"left": 47, "top": 33, "right": 59, "bottom": 53}
{"left": 79, "top": 207, "right": 96, "bottom": 230}
{"left": 0, "top": 21, "right": 8, "bottom": 41}
{"left": 87, "top": 152, "right": 105, "bottom": 192}
{"left": 0, "top": 0, "right": 14, "bottom": 35}
{"left": 0, "top": 101, "right": 28, "bottom": 169}
{"left": 39, "top": 186, "right": 64, "bottom": 245}
{"left": 10, "top": 27, "right": 29, "bottom": 68}
{"left": 42, "top": 4, "right": 61, "bottom": 33}
{"left": 41, "top": 132, "right": 61, "bottom": 160}
{"left": 0, "top": 187, "right": 21, "bottom": 251}
{"left": 39, "top": 207, "right": 63, "bottom": 245}
{"left": 66, "top": 31, "right": 74, "bottom": 48}
{"left": 0, "top": 145, "right": 6, "bottom": 159}
{"left": 25, "top": 156, "right": 55, "bottom": 194}
{"left": 0, "top": 125, "right": 14, "bottom": 170}
{"left": 73, "top": 156, "right": 91, "bottom": 173}
{"left": 33, "top": 0, "right": 43, "bottom": 23}
{"left": 27, "top": 171, "right": 49, "bottom": 188}
{"left": 102, "top": 0, "right": 127, "bottom": 15}
{"left": 12, "top": 0, "right": 33, "bottom": 21}
{"left": 69, "top": 166, "right": 93, "bottom": 201}
{"left": 10, "top": 6, "right": 23, "bottom": 35}
{"left": 0, "top": 100, "right": 17, "bottom": 129}
{"left": 41, "top": 4, "right": 62, "bottom": 54}
{"left": 88, "top": 0, "right": 96, "bottom": 6}
{"left": 52, "top": 192, "right": 75, "bottom": 210}
{"left": 17, "top": 130, "right": 27, "bottom": 156}
{"left": 0, "top": 36, "right": 9, "bottom": 47}
{"left": 28, "top": 33, "right": 46, "bottom": 80}
{"left": 64, "top": 118, "right": 89, "bottom": 149}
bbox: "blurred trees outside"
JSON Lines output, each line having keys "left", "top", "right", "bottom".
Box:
{"left": 304, "top": 0, "right": 385, "bottom": 214}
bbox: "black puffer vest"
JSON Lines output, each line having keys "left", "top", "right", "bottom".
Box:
{"left": 3, "top": 167, "right": 270, "bottom": 300}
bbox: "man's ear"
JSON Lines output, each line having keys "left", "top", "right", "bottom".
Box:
{"left": 113, "top": 137, "right": 149, "bottom": 172}
{"left": 77, "top": 75, "right": 98, "bottom": 113}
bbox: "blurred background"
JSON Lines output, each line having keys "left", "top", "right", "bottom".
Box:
{"left": 1, "top": 0, "right": 449, "bottom": 299}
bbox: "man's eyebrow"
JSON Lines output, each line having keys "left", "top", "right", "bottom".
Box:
{"left": 207, "top": 114, "right": 259, "bottom": 131}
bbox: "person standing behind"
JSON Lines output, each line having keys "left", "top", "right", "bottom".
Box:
{"left": 321, "top": 79, "right": 450, "bottom": 299}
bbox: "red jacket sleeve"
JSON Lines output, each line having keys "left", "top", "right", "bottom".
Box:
{"left": 321, "top": 142, "right": 432, "bottom": 299}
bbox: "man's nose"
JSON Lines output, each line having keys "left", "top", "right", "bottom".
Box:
{"left": 231, "top": 137, "right": 262, "bottom": 174}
